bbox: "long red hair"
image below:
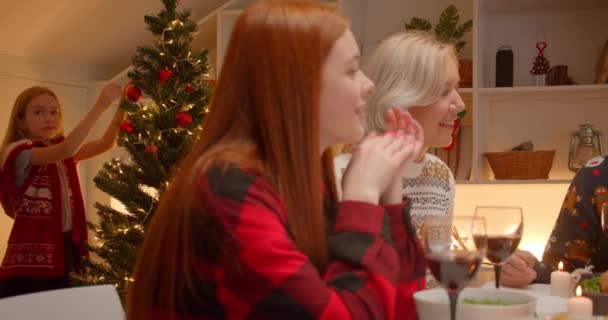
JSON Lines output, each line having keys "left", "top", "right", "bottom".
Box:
{"left": 127, "top": 0, "right": 346, "bottom": 318}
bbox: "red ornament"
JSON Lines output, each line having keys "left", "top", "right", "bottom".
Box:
{"left": 184, "top": 85, "right": 194, "bottom": 93}
{"left": 593, "top": 169, "right": 601, "bottom": 176}
{"left": 125, "top": 85, "right": 142, "bottom": 102}
{"left": 176, "top": 112, "right": 192, "bottom": 128}
{"left": 145, "top": 145, "right": 158, "bottom": 158}
{"left": 119, "top": 120, "right": 134, "bottom": 134}
{"left": 158, "top": 69, "right": 173, "bottom": 84}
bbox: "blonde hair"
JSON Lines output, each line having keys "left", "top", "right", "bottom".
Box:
{"left": 1, "top": 86, "right": 64, "bottom": 151}
{"left": 364, "top": 31, "right": 457, "bottom": 133}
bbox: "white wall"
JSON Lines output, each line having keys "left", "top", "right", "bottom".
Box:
{"left": 359, "top": 0, "right": 474, "bottom": 61}
{"left": 454, "top": 183, "right": 570, "bottom": 260}
{"left": 0, "top": 54, "right": 116, "bottom": 261}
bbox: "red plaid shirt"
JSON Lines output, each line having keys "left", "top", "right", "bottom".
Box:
{"left": 149, "top": 166, "right": 426, "bottom": 319}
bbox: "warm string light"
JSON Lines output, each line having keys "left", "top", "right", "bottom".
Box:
{"left": 121, "top": 123, "right": 191, "bottom": 148}
{"left": 158, "top": 19, "right": 203, "bottom": 72}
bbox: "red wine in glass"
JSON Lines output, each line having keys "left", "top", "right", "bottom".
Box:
{"left": 427, "top": 252, "right": 482, "bottom": 292}
{"left": 474, "top": 206, "right": 523, "bottom": 289}
{"left": 483, "top": 235, "right": 521, "bottom": 264}
{"left": 422, "top": 215, "right": 486, "bottom": 320}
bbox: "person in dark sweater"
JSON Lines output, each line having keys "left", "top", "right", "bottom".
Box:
{"left": 502, "top": 155, "right": 608, "bottom": 287}
{"left": 127, "top": 1, "right": 427, "bottom": 319}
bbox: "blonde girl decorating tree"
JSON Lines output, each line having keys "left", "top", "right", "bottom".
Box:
{"left": 0, "top": 82, "right": 125, "bottom": 298}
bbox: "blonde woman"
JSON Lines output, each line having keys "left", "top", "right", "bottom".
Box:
{"left": 335, "top": 30, "right": 466, "bottom": 241}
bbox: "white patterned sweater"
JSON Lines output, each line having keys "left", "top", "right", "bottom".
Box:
{"left": 333, "top": 152, "right": 455, "bottom": 232}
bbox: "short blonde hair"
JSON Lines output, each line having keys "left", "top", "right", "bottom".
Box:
{"left": 364, "top": 31, "right": 457, "bottom": 133}
{"left": 1, "top": 86, "right": 64, "bottom": 152}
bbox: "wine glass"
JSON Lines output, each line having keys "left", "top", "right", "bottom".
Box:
{"left": 474, "top": 206, "right": 523, "bottom": 289}
{"left": 422, "top": 215, "right": 486, "bottom": 320}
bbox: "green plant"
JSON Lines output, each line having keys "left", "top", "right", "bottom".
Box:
{"left": 404, "top": 5, "right": 473, "bottom": 52}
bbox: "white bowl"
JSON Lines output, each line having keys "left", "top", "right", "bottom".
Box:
{"left": 414, "top": 287, "right": 536, "bottom": 320}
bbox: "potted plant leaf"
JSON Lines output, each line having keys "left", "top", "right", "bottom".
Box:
{"left": 404, "top": 5, "right": 473, "bottom": 87}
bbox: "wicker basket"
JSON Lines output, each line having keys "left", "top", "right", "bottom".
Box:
{"left": 484, "top": 150, "right": 556, "bottom": 180}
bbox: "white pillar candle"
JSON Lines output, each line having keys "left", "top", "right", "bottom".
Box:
{"left": 551, "top": 261, "right": 571, "bottom": 298}
{"left": 568, "top": 286, "right": 593, "bottom": 317}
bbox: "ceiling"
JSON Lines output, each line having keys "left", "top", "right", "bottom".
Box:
{"left": 0, "top": 0, "right": 227, "bottom": 80}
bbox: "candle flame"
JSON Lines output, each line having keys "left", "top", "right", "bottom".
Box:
{"left": 558, "top": 261, "right": 563, "bottom": 271}
{"left": 576, "top": 286, "right": 582, "bottom": 297}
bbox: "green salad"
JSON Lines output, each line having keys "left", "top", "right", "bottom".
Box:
{"left": 462, "top": 298, "right": 522, "bottom": 306}
{"left": 580, "top": 277, "right": 601, "bottom": 293}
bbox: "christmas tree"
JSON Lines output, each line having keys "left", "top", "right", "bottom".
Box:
{"left": 81, "top": 0, "right": 212, "bottom": 297}
{"left": 530, "top": 42, "right": 550, "bottom": 75}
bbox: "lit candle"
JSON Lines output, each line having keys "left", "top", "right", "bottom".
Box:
{"left": 568, "top": 286, "right": 593, "bottom": 317}
{"left": 551, "top": 261, "right": 571, "bottom": 298}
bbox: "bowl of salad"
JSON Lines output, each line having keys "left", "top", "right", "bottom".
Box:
{"left": 580, "top": 272, "right": 608, "bottom": 316}
{"left": 414, "top": 287, "right": 536, "bottom": 320}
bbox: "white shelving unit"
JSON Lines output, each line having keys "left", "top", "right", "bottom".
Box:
{"left": 470, "top": 0, "right": 608, "bottom": 183}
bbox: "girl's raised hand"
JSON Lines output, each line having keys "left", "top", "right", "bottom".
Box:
{"left": 96, "top": 82, "right": 123, "bottom": 108}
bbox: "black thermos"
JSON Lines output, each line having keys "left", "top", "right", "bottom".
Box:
{"left": 496, "top": 46, "right": 514, "bottom": 87}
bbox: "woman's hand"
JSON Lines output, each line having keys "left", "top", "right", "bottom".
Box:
{"left": 380, "top": 108, "right": 425, "bottom": 204}
{"left": 341, "top": 130, "right": 416, "bottom": 205}
{"left": 501, "top": 250, "right": 538, "bottom": 288}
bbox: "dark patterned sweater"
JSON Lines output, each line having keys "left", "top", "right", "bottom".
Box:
{"left": 534, "top": 155, "right": 608, "bottom": 283}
